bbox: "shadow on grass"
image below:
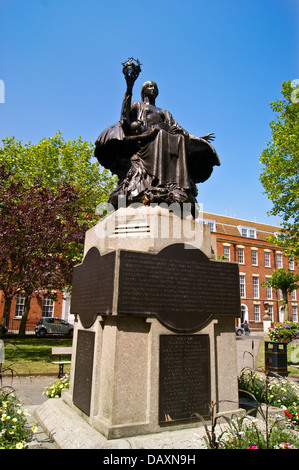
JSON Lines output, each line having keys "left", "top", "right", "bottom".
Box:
{"left": 2, "top": 337, "right": 73, "bottom": 369}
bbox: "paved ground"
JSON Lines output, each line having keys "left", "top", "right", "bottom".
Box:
{"left": 236, "top": 331, "right": 264, "bottom": 371}
{"left": 1, "top": 332, "right": 267, "bottom": 449}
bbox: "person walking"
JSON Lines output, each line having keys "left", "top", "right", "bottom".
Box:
{"left": 242, "top": 320, "right": 250, "bottom": 336}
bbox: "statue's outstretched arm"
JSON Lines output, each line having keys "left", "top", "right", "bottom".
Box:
{"left": 201, "top": 132, "right": 215, "bottom": 142}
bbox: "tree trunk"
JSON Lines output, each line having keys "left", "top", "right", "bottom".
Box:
{"left": 283, "top": 292, "right": 289, "bottom": 322}
{"left": 18, "top": 295, "right": 31, "bottom": 337}
{"left": 0, "top": 297, "right": 12, "bottom": 337}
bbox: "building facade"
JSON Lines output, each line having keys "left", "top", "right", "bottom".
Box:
{"left": 0, "top": 290, "right": 71, "bottom": 334}
{"left": 202, "top": 212, "right": 299, "bottom": 331}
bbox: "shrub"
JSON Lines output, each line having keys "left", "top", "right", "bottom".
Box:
{"left": 0, "top": 388, "right": 37, "bottom": 449}
{"left": 222, "top": 417, "right": 299, "bottom": 449}
{"left": 43, "top": 374, "right": 70, "bottom": 398}
{"left": 238, "top": 368, "right": 299, "bottom": 428}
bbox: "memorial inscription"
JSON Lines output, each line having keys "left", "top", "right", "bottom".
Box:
{"left": 73, "top": 330, "right": 95, "bottom": 416}
{"left": 70, "top": 248, "right": 115, "bottom": 328}
{"left": 159, "top": 334, "right": 210, "bottom": 423}
{"left": 118, "top": 244, "right": 241, "bottom": 331}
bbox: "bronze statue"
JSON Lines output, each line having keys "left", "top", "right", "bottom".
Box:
{"left": 95, "top": 58, "right": 220, "bottom": 215}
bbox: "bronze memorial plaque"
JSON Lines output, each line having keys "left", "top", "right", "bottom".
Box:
{"left": 70, "top": 247, "right": 115, "bottom": 328}
{"left": 73, "top": 330, "right": 95, "bottom": 416}
{"left": 118, "top": 243, "right": 241, "bottom": 332}
{"left": 159, "top": 334, "right": 210, "bottom": 423}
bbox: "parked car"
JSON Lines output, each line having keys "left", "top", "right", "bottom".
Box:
{"left": 35, "top": 317, "right": 74, "bottom": 337}
{"left": 235, "top": 326, "right": 244, "bottom": 336}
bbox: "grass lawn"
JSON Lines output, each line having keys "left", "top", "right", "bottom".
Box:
{"left": 1, "top": 336, "right": 73, "bottom": 375}
{"left": 257, "top": 340, "right": 299, "bottom": 377}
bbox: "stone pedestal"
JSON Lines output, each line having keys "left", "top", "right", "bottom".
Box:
{"left": 62, "top": 314, "right": 240, "bottom": 440}
{"left": 83, "top": 205, "right": 215, "bottom": 258}
{"left": 36, "top": 206, "right": 242, "bottom": 444}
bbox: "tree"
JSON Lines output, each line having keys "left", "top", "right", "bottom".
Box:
{"left": 259, "top": 80, "right": 299, "bottom": 259}
{"left": 262, "top": 268, "right": 299, "bottom": 322}
{"left": 0, "top": 131, "right": 117, "bottom": 228}
{"left": 0, "top": 166, "right": 88, "bottom": 336}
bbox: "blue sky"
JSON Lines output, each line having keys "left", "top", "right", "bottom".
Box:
{"left": 0, "top": 0, "right": 298, "bottom": 226}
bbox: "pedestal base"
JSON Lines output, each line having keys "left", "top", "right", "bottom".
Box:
{"left": 34, "top": 397, "right": 243, "bottom": 449}
{"left": 41, "top": 315, "right": 241, "bottom": 440}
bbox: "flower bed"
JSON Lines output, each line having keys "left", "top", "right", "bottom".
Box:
{"left": 268, "top": 321, "right": 299, "bottom": 343}
{"left": 0, "top": 388, "right": 37, "bottom": 449}
{"left": 239, "top": 368, "right": 299, "bottom": 427}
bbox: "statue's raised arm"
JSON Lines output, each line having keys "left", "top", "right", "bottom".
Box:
{"left": 94, "top": 60, "right": 220, "bottom": 216}
{"left": 120, "top": 58, "right": 142, "bottom": 129}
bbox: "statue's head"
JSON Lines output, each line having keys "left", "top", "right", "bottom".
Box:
{"left": 141, "top": 81, "right": 159, "bottom": 101}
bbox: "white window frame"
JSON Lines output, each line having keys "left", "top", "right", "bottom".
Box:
{"left": 277, "top": 252, "right": 283, "bottom": 268}
{"left": 292, "top": 305, "right": 298, "bottom": 322}
{"left": 254, "top": 304, "right": 261, "bottom": 322}
{"left": 238, "top": 225, "right": 257, "bottom": 239}
{"left": 238, "top": 247, "right": 245, "bottom": 264}
{"left": 264, "top": 250, "right": 271, "bottom": 268}
{"left": 251, "top": 249, "right": 258, "bottom": 266}
{"left": 253, "top": 276, "right": 260, "bottom": 299}
{"left": 291, "top": 290, "right": 297, "bottom": 301}
{"left": 15, "top": 292, "right": 26, "bottom": 318}
{"left": 202, "top": 218, "right": 216, "bottom": 232}
{"left": 42, "top": 295, "right": 54, "bottom": 318}
{"left": 240, "top": 275, "right": 246, "bottom": 298}
{"left": 289, "top": 256, "right": 295, "bottom": 270}
{"left": 268, "top": 304, "right": 273, "bottom": 320}
{"left": 223, "top": 245, "right": 230, "bottom": 261}
{"left": 266, "top": 276, "right": 273, "bottom": 299}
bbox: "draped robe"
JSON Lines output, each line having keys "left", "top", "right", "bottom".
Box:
{"left": 95, "top": 100, "right": 220, "bottom": 206}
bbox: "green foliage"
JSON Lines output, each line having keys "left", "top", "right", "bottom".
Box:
{"left": 239, "top": 368, "right": 299, "bottom": 427}
{"left": 262, "top": 268, "right": 299, "bottom": 295}
{"left": 0, "top": 389, "right": 37, "bottom": 449}
{"left": 238, "top": 368, "right": 267, "bottom": 403}
{"left": 260, "top": 80, "right": 299, "bottom": 259}
{"left": 0, "top": 131, "right": 117, "bottom": 228}
{"left": 261, "top": 268, "right": 299, "bottom": 320}
{"left": 222, "top": 418, "right": 299, "bottom": 449}
{"left": 0, "top": 165, "right": 89, "bottom": 335}
{"left": 268, "top": 321, "right": 299, "bottom": 343}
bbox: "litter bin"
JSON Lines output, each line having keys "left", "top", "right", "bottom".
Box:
{"left": 265, "top": 341, "right": 288, "bottom": 376}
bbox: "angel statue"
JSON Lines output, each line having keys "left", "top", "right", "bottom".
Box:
{"left": 94, "top": 58, "right": 220, "bottom": 215}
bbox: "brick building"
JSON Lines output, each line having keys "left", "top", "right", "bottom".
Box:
{"left": 202, "top": 212, "right": 299, "bottom": 331}
{"left": 0, "top": 290, "right": 71, "bottom": 334}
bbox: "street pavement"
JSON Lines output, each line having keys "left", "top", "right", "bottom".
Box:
{"left": 236, "top": 331, "right": 264, "bottom": 371}
{"left": 1, "top": 332, "right": 265, "bottom": 449}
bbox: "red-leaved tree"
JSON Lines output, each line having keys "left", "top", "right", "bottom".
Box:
{"left": 0, "top": 165, "right": 88, "bottom": 336}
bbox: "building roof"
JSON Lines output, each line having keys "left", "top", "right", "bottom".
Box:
{"left": 202, "top": 212, "right": 281, "bottom": 243}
